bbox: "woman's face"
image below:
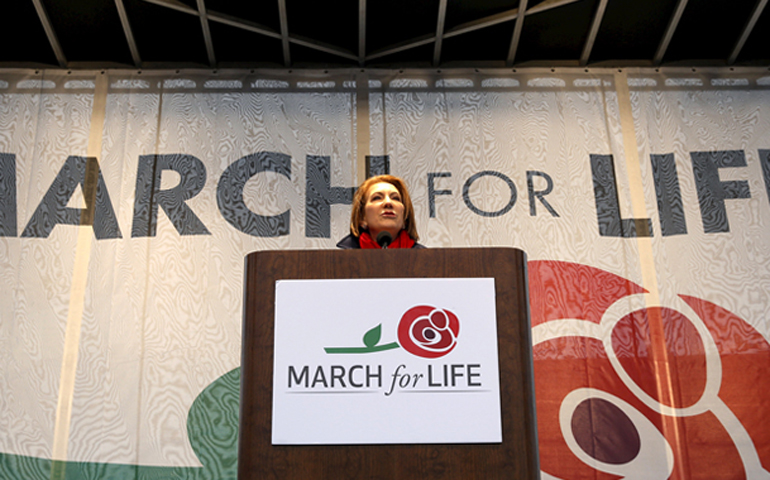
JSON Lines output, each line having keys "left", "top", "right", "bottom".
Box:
{"left": 361, "top": 181, "right": 405, "bottom": 239}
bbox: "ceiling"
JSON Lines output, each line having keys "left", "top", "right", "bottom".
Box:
{"left": 3, "top": 0, "right": 769, "bottom": 71}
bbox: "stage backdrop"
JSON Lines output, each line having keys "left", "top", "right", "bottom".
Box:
{"left": 1, "top": 67, "right": 769, "bottom": 480}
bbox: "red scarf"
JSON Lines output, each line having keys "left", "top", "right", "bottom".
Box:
{"left": 358, "top": 230, "right": 415, "bottom": 249}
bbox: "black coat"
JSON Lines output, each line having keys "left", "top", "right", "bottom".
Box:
{"left": 336, "top": 233, "right": 426, "bottom": 249}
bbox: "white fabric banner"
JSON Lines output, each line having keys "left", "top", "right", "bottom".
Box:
{"left": 0, "top": 67, "right": 768, "bottom": 479}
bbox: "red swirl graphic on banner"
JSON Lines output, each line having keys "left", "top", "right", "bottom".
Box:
{"left": 528, "top": 260, "right": 770, "bottom": 480}
{"left": 397, "top": 306, "right": 460, "bottom": 358}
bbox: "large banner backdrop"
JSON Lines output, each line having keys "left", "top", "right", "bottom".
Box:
{"left": 1, "top": 67, "right": 769, "bottom": 479}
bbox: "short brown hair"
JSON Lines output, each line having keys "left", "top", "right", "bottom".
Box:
{"left": 349, "top": 175, "right": 419, "bottom": 241}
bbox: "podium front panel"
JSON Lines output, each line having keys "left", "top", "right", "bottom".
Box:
{"left": 239, "top": 248, "right": 538, "bottom": 479}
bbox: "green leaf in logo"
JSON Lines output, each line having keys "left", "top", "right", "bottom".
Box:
{"left": 324, "top": 323, "right": 399, "bottom": 354}
{"left": 363, "top": 324, "right": 382, "bottom": 348}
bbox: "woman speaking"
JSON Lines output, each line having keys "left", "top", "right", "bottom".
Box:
{"left": 336, "top": 175, "right": 425, "bottom": 249}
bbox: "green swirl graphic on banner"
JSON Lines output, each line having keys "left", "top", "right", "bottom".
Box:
{"left": 0, "top": 368, "right": 241, "bottom": 480}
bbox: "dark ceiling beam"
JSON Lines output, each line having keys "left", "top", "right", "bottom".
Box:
{"left": 444, "top": 9, "right": 518, "bottom": 39}
{"left": 31, "top": 0, "right": 67, "bottom": 67}
{"left": 369, "top": 0, "right": 579, "bottom": 63}
{"left": 289, "top": 34, "right": 358, "bottom": 62}
{"left": 526, "top": 0, "right": 582, "bottom": 15}
{"left": 208, "top": 11, "right": 280, "bottom": 40}
{"left": 579, "top": 0, "right": 609, "bottom": 66}
{"left": 196, "top": 0, "right": 216, "bottom": 66}
{"left": 277, "top": 0, "right": 291, "bottom": 66}
{"left": 143, "top": 0, "right": 354, "bottom": 64}
{"left": 115, "top": 0, "right": 142, "bottom": 67}
{"left": 653, "top": 0, "right": 689, "bottom": 65}
{"left": 728, "top": 0, "right": 768, "bottom": 65}
{"left": 433, "top": 0, "right": 448, "bottom": 66}
{"left": 506, "top": 0, "right": 528, "bottom": 66}
{"left": 143, "top": 0, "right": 195, "bottom": 15}
{"left": 444, "top": 0, "right": 579, "bottom": 40}
{"left": 144, "top": 0, "right": 282, "bottom": 60}
{"left": 366, "top": 34, "right": 435, "bottom": 61}
{"left": 139, "top": 0, "right": 580, "bottom": 67}
{"left": 205, "top": 5, "right": 357, "bottom": 62}
{"left": 358, "top": 0, "right": 366, "bottom": 65}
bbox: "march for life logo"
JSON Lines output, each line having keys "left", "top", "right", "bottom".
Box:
{"left": 272, "top": 278, "right": 502, "bottom": 445}
{"left": 528, "top": 261, "right": 770, "bottom": 479}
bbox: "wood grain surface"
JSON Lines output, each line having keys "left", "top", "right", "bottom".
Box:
{"left": 239, "top": 248, "right": 538, "bottom": 479}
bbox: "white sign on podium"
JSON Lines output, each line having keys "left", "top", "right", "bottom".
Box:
{"left": 272, "top": 277, "right": 502, "bottom": 445}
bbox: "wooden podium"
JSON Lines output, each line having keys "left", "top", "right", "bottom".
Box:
{"left": 239, "top": 248, "right": 539, "bottom": 479}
